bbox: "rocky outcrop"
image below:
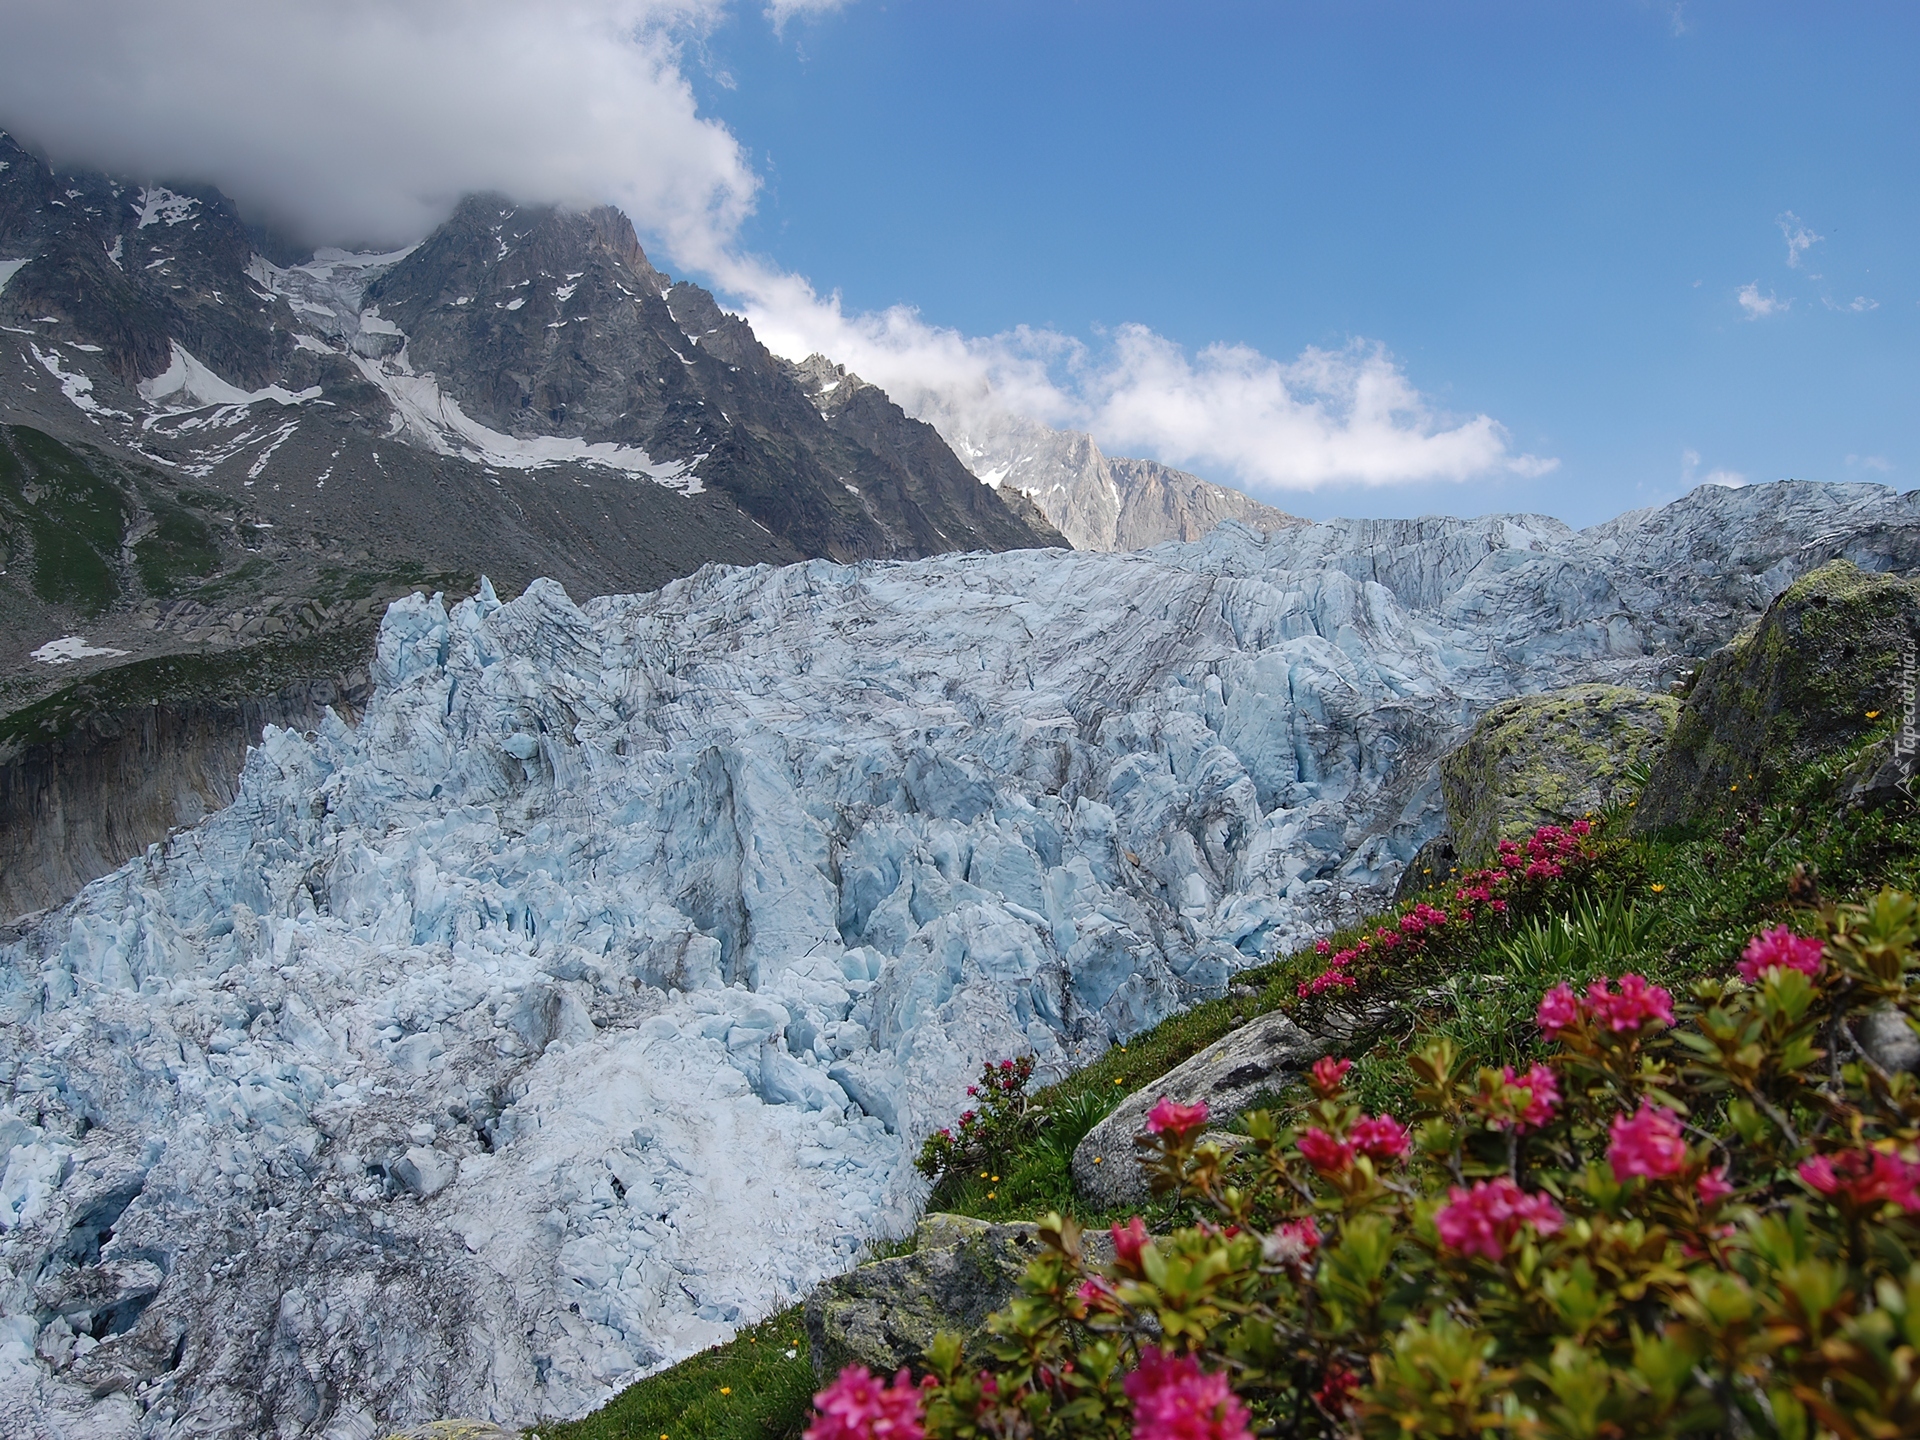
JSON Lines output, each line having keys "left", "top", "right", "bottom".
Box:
{"left": 904, "top": 396, "right": 1301, "bottom": 552}
{"left": 1632, "top": 561, "right": 1920, "bottom": 832}
{"left": 1441, "top": 684, "right": 1679, "bottom": 862}
{"left": 1071, "top": 1011, "right": 1336, "bottom": 1210}
{"left": 804, "top": 1215, "right": 1043, "bottom": 1379}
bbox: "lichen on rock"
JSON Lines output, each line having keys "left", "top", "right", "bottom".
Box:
{"left": 1441, "top": 683, "right": 1679, "bottom": 862}
{"left": 1632, "top": 560, "right": 1920, "bottom": 833}
{"left": 803, "top": 1214, "right": 1045, "bottom": 1379}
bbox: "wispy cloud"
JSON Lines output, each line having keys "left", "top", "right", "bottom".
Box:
{"left": 721, "top": 258, "right": 1555, "bottom": 492}
{"left": 1737, "top": 282, "right": 1787, "bottom": 319}
{"left": 1847, "top": 453, "right": 1894, "bottom": 473}
{"left": 764, "top": 0, "right": 852, "bottom": 33}
{"left": 1825, "top": 295, "right": 1880, "bottom": 313}
{"left": 1778, "top": 211, "right": 1822, "bottom": 268}
{"left": 1683, "top": 448, "right": 1746, "bottom": 489}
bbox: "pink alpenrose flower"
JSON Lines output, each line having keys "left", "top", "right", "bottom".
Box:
{"left": 1111, "top": 1216, "right": 1151, "bottom": 1272}
{"left": 1737, "top": 926, "right": 1825, "bottom": 984}
{"left": 1434, "top": 1178, "right": 1564, "bottom": 1261}
{"left": 1536, "top": 982, "right": 1581, "bottom": 1037}
{"left": 1608, "top": 1102, "right": 1689, "bottom": 1181}
{"left": 1296, "top": 1126, "right": 1355, "bottom": 1175}
{"left": 1799, "top": 1149, "right": 1920, "bottom": 1213}
{"left": 807, "top": 1366, "right": 927, "bottom": 1440}
{"left": 1309, "top": 1056, "right": 1353, "bottom": 1094}
{"left": 1123, "top": 1347, "right": 1254, "bottom": 1440}
{"left": 1145, "top": 1096, "right": 1210, "bottom": 1138}
{"left": 1351, "top": 1114, "right": 1412, "bottom": 1161}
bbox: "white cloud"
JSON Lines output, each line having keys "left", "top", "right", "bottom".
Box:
{"left": 1847, "top": 454, "right": 1894, "bottom": 473}
{"left": 715, "top": 259, "right": 1553, "bottom": 491}
{"left": 1778, "top": 211, "right": 1821, "bottom": 268}
{"left": 0, "top": 0, "right": 754, "bottom": 253}
{"left": 765, "top": 0, "right": 853, "bottom": 30}
{"left": 0, "top": 0, "right": 1543, "bottom": 495}
{"left": 1737, "top": 282, "right": 1787, "bottom": 319}
{"left": 1826, "top": 295, "right": 1880, "bottom": 313}
{"left": 1683, "top": 447, "right": 1746, "bottom": 489}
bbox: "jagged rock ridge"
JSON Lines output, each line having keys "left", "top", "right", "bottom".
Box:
{"left": 1, "top": 479, "right": 1918, "bottom": 1436}
{"left": 899, "top": 389, "right": 1303, "bottom": 551}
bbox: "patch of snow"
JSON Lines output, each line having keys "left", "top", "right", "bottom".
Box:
{"left": 246, "top": 421, "right": 300, "bottom": 479}
{"left": 292, "top": 334, "right": 335, "bottom": 354}
{"left": 353, "top": 351, "right": 707, "bottom": 494}
{"left": 29, "top": 635, "right": 129, "bottom": 665}
{"left": 502, "top": 297, "right": 526, "bottom": 312}
{"left": 134, "top": 186, "right": 198, "bottom": 228}
{"left": 357, "top": 307, "right": 403, "bottom": 337}
{"left": 0, "top": 259, "right": 29, "bottom": 295}
{"left": 555, "top": 282, "right": 579, "bottom": 303}
{"left": 138, "top": 342, "right": 322, "bottom": 411}
{"left": 29, "top": 344, "right": 126, "bottom": 419}
{"left": 105, "top": 235, "right": 123, "bottom": 269}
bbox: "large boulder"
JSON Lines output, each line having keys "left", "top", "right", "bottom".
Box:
{"left": 1070, "top": 1010, "right": 1335, "bottom": 1211}
{"left": 1632, "top": 561, "right": 1920, "bottom": 832}
{"left": 804, "top": 1214, "right": 1043, "bottom": 1379}
{"left": 1441, "top": 683, "right": 1679, "bottom": 862}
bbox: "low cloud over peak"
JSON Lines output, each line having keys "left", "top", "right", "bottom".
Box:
{"left": 0, "top": 0, "right": 754, "bottom": 254}
{"left": 0, "top": 0, "right": 1550, "bottom": 495}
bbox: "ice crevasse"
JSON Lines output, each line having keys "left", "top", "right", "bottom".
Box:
{"left": 0, "top": 491, "right": 1908, "bottom": 1437}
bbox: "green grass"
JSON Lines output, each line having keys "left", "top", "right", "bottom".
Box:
{"left": 0, "top": 424, "right": 131, "bottom": 615}
{"left": 539, "top": 1306, "right": 817, "bottom": 1440}
{"left": 133, "top": 495, "right": 222, "bottom": 595}
{"left": 0, "top": 622, "right": 377, "bottom": 757}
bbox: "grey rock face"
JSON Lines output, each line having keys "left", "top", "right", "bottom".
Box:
{"left": 805, "top": 1214, "right": 1042, "bottom": 1379}
{"left": 1439, "top": 684, "right": 1679, "bottom": 863}
{"left": 903, "top": 396, "right": 1301, "bottom": 552}
{"left": 1633, "top": 560, "right": 1920, "bottom": 833}
{"left": 1860, "top": 1008, "right": 1920, "bottom": 1076}
{"left": 1071, "top": 1011, "right": 1335, "bottom": 1210}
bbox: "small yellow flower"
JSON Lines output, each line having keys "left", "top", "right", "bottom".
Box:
{"left": 1868, "top": 710, "right": 1883, "bottom": 719}
{"left": 986, "top": 1191, "right": 997, "bottom": 1199}
{"left": 720, "top": 1387, "right": 732, "bottom": 1396}
{"left": 1093, "top": 1156, "right": 1104, "bottom": 1164}
{"left": 1651, "top": 883, "right": 1666, "bottom": 892}
{"left": 979, "top": 1171, "right": 989, "bottom": 1179}
{"left": 991, "top": 1175, "right": 1000, "bottom": 1182}
{"left": 1729, "top": 784, "right": 1738, "bottom": 792}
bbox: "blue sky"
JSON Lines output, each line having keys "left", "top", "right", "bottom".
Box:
{"left": 686, "top": 1, "right": 1917, "bottom": 525}
{"left": 4, "top": 0, "right": 1912, "bottom": 527}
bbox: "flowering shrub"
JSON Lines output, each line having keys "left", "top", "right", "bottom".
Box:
{"left": 807, "top": 1365, "right": 931, "bottom": 1440}
{"left": 1296, "top": 822, "right": 1605, "bottom": 1001}
{"left": 822, "top": 886, "right": 1920, "bottom": 1440}
{"left": 915, "top": 1055, "right": 1040, "bottom": 1188}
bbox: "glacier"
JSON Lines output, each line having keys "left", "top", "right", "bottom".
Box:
{"left": 2, "top": 480, "right": 1919, "bottom": 1438}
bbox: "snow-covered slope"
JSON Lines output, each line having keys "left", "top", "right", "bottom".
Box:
{"left": 3, "top": 480, "right": 1920, "bottom": 1438}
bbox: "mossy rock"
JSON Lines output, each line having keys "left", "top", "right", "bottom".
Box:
{"left": 1442, "top": 683, "right": 1679, "bottom": 863}
{"left": 803, "top": 1215, "right": 1042, "bottom": 1379}
{"left": 1632, "top": 560, "right": 1920, "bottom": 833}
